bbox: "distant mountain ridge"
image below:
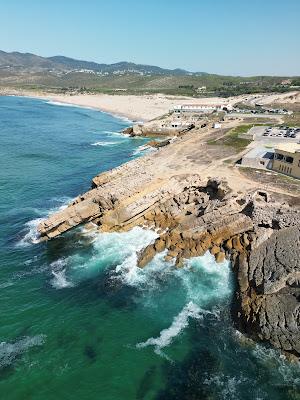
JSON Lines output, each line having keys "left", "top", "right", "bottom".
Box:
{"left": 0, "top": 50, "right": 206, "bottom": 76}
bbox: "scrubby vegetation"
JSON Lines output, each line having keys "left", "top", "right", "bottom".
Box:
{"left": 1, "top": 70, "right": 299, "bottom": 97}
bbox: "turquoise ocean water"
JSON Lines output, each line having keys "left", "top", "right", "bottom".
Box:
{"left": 0, "top": 96, "right": 299, "bottom": 400}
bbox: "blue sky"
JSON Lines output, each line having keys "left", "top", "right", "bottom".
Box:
{"left": 1, "top": 0, "right": 299, "bottom": 76}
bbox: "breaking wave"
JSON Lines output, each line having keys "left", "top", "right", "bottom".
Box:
{"left": 44, "top": 227, "right": 158, "bottom": 288}
{"left": 17, "top": 217, "right": 44, "bottom": 247}
{"left": 45, "top": 100, "right": 94, "bottom": 111}
{"left": 103, "top": 130, "right": 129, "bottom": 137}
{"left": 16, "top": 197, "right": 72, "bottom": 247}
{"left": 81, "top": 227, "right": 158, "bottom": 284}
{"left": 131, "top": 144, "right": 155, "bottom": 156}
{"left": 49, "top": 259, "right": 74, "bottom": 289}
{"left": 90, "top": 141, "right": 118, "bottom": 146}
{"left": 51, "top": 269, "right": 74, "bottom": 289}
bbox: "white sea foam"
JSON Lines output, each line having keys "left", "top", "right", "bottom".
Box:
{"left": 0, "top": 335, "right": 46, "bottom": 369}
{"left": 131, "top": 144, "right": 156, "bottom": 156}
{"left": 49, "top": 259, "right": 74, "bottom": 289}
{"left": 51, "top": 270, "right": 74, "bottom": 289}
{"left": 177, "top": 252, "right": 232, "bottom": 305}
{"left": 92, "top": 227, "right": 158, "bottom": 285}
{"left": 137, "top": 302, "right": 210, "bottom": 358}
{"left": 252, "top": 343, "right": 300, "bottom": 385}
{"left": 46, "top": 100, "right": 76, "bottom": 107}
{"left": 109, "top": 234, "right": 231, "bottom": 302}
{"left": 203, "top": 373, "right": 247, "bottom": 400}
{"left": 43, "top": 227, "right": 159, "bottom": 287}
{"left": 17, "top": 197, "right": 72, "bottom": 247}
{"left": 17, "top": 217, "right": 44, "bottom": 247}
{"left": 45, "top": 100, "right": 94, "bottom": 110}
{"left": 101, "top": 110, "right": 133, "bottom": 123}
{"left": 103, "top": 130, "right": 128, "bottom": 137}
{"left": 90, "top": 141, "right": 118, "bottom": 146}
{"left": 115, "top": 249, "right": 174, "bottom": 291}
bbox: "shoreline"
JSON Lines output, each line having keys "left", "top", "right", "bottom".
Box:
{"left": 7, "top": 93, "right": 137, "bottom": 124}
{"left": 1, "top": 89, "right": 299, "bottom": 124}
{"left": 0, "top": 89, "right": 240, "bottom": 123}
{"left": 2, "top": 90, "right": 202, "bottom": 122}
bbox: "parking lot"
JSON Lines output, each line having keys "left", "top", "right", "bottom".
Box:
{"left": 249, "top": 126, "right": 300, "bottom": 143}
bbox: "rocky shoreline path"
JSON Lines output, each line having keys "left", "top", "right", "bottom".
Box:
{"left": 38, "top": 126, "right": 300, "bottom": 359}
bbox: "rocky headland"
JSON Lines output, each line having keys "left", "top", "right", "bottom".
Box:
{"left": 37, "top": 126, "right": 300, "bottom": 359}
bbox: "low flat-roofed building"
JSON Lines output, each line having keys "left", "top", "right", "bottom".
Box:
{"left": 171, "top": 103, "right": 232, "bottom": 114}
{"left": 241, "top": 146, "right": 274, "bottom": 169}
{"left": 272, "top": 143, "right": 300, "bottom": 179}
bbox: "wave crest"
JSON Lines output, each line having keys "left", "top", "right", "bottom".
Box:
{"left": 90, "top": 141, "right": 118, "bottom": 146}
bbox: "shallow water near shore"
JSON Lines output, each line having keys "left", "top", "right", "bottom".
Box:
{"left": 0, "top": 96, "right": 299, "bottom": 399}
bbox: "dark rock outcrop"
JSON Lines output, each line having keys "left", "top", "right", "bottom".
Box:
{"left": 235, "top": 227, "right": 300, "bottom": 357}
{"left": 147, "top": 139, "right": 171, "bottom": 148}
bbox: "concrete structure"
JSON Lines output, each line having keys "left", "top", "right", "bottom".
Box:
{"left": 272, "top": 143, "right": 300, "bottom": 179}
{"left": 225, "top": 112, "right": 282, "bottom": 120}
{"left": 213, "top": 123, "right": 222, "bottom": 129}
{"left": 171, "top": 103, "right": 232, "bottom": 114}
{"left": 132, "top": 121, "right": 193, "bottom": 136}
{"left": 241, "top": 147, "right": 274, "bottom": 170}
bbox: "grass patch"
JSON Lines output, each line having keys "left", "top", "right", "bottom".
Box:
{"left": 229, "top": 124, "right": 254, "bottom": 135}
{"left": 207, "top": 124, "right": 253, "bottom": 151}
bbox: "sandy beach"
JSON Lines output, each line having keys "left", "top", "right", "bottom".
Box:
{"left": 1, "top": 88, "right": 298, "bottom": 122}
{"left": 0, "top": 89, "right": 231, "bottom": 121}
{"left": 26, "top": 93, "right": 231, "bottom": 122}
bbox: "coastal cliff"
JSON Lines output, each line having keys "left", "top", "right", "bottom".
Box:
{"left": 37, "top": 130, "right": 300, "bottom": 359}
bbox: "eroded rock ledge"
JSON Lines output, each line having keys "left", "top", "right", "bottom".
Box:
{"left": 37, "top": 172, "right": 300, "bottom": 358}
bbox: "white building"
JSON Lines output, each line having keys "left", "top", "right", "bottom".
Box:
{"left": 171, "top": 103, "right": 232, "bottom": 115}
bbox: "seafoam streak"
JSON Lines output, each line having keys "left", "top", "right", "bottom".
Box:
{"left": 136, "top": 302, "right": 212, "bottom": 358}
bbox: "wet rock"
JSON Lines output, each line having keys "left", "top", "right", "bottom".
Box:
{"left": 122, "top": 126, "right": 134, "bottom": 135}
{"left": 147, "top": 139, "right": 170, "bottom": 148}
{"left": 154, "top": 238, "right": 166, "bottom": 253}
{"left": 175, "top": 257, "right": 184, "bottom": 268}
{"left": 215, "top": 252, "right": 225, "bottom": 263}
{"left": 138, "top": 245, "right": 156, "bottom": 268}
{"left": 210, "top": 245, "right": 220, "bottom": 256}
